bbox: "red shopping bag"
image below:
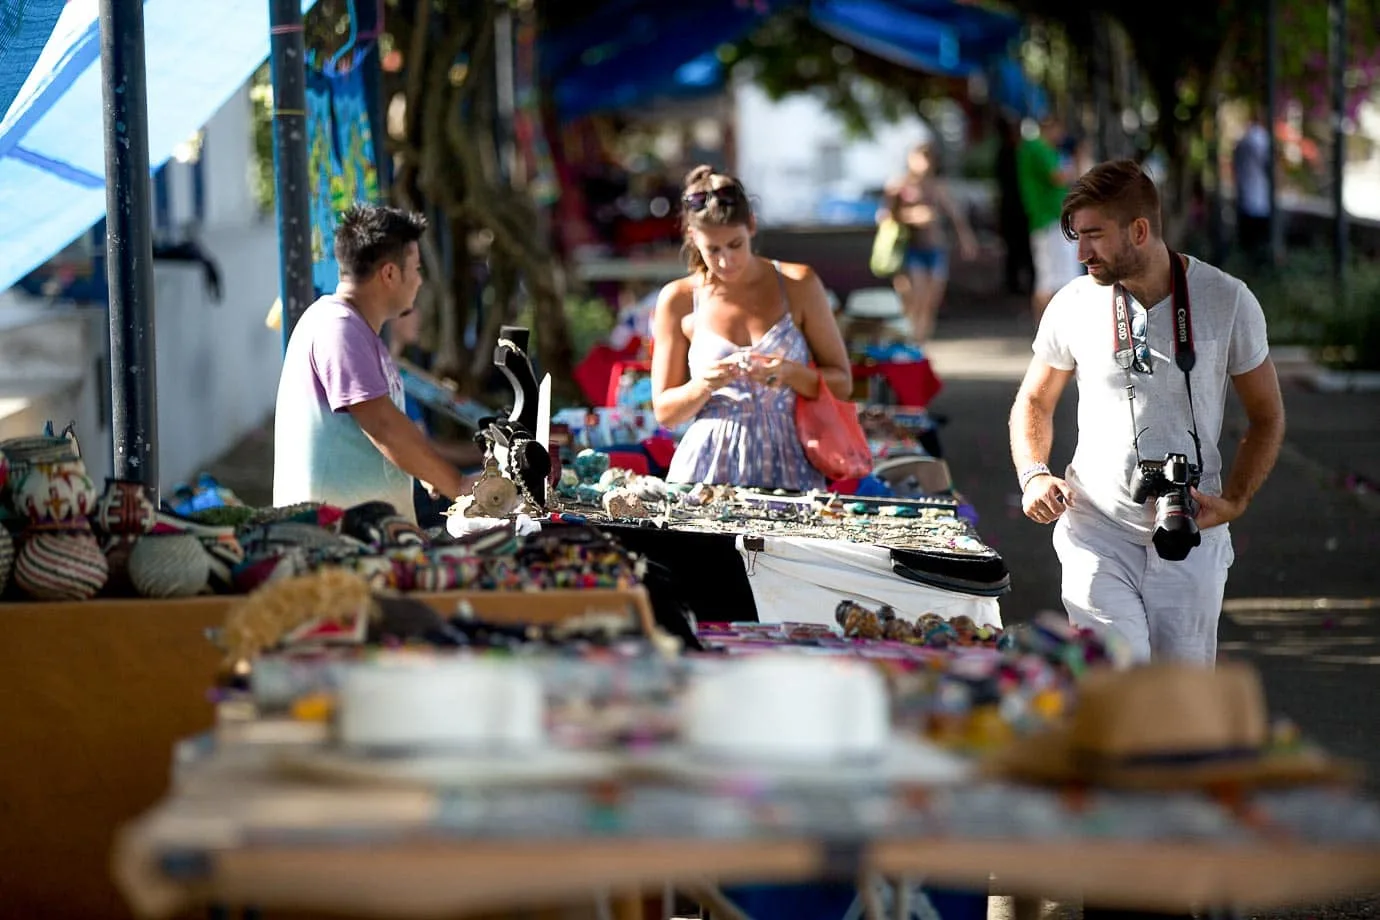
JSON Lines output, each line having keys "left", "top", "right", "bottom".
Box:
{"left": 794, "top": 371, "right": 872, "bottom": 480}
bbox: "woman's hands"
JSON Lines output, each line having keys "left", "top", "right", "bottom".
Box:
{"left": 695, "top": 355, "right": 746, "bottom": 392}
{"left": 695, "top": 352, "right": 804, "bottom": 392}
{"left": 696, "top": 351, "right": 824, "bottom": 396}
{"left": 743, "top": 353, "right": 817, "bottom": 393}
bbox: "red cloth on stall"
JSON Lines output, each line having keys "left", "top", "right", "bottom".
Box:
{"left": 575, "top": 342, "right": 643, "bottom": 406}
{"left": 851, "top": 360, "right": 943, "bottom": 407}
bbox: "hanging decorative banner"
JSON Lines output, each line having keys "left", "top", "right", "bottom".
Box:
{"left": 306, "top": 49, "right": 382, "bottom": 294}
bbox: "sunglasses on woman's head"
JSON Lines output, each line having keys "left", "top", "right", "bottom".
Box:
{"left": 682, "top": 185, "right": 742, "bottom": 212}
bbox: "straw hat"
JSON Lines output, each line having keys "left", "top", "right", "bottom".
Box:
{"left": 984, "top": 662, "right": 1358, "bottom": 790}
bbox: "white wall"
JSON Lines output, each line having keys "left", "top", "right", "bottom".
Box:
{"left": 151, "top": 222, "right": 282, "bottom": 491}
{"left": 733, "top": 79, "right": 935, "bottom": 226}
{"left": 1, "top": 83, "right": 283, "bottom": 498}
{"left": 0, "top": 306, "right": 110, "bottom": 487}
{"left": 202, "top": 85, "right": 262, "bottom": 230}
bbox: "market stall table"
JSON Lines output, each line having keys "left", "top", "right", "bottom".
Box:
{"left": 0, "top": 586, "right": 654, "bottom": 919}
{"left": 113, "top": 717, "right": 1380, "bottom": 919}
{"left": 582, "top": 491, "right": 1009, "bottom": 629}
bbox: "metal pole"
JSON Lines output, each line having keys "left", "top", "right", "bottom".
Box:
{"left": 269, "top": 0, "right": 316, "bottom": 345}
{"left": 1329, "top": 0, "right": 1348, "bottom": 291}
{"left": 1264, "top": 0, "right": 1280, "bottom": 261}
{"left": 99, "top": 0, "right": 159, "bottom": 497}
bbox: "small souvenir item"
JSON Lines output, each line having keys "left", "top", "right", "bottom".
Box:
{"left": 883, "top": 617, "right": 915, "bottom": 642}
{"left": 0, "top": 435, "right": 77, "bottom": 492}
{"left": 0, "top": 526, "right": 13, "bottom": 594}
{"left": 341, "top": 500, "right": 427, "bottom": 550}
{"left": 14, "top": 525, "right": 108, "bottom": 601}
{"left": 93, "top": 478, "right": 158, "bottom": 536}
{"left": 573, "top": 448, "right": 610, "bottom": 484}
{"left": 466, "top": 456, "right": 519, "bottom": 518}
{"left": 14, "top": 459, "right": 97, "bottom": 524}
{"left": 128, "top": 532, "right": 211, "bottom": 598}
{"left": 601, "top": 487, "right": 647, "bottom": 519}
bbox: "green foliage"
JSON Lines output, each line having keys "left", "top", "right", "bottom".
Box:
{"left": 249, "top": 64, "right": 276, "bottom": 216}
{"left": 1228, "top": 249, "right": 1380, "bottom": 370}
{"left": 727, "top": 8, "right": 953, "bottom": 138}
{"left": 513, "top": 294, "right": 616, "bottom": 367}
{"left": 1224, "top": 0, "right": 1380, "bottom": 119}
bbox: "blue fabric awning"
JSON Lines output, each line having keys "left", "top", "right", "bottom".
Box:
{"left": 542, "top": 0, "right": 1023, "bottom": 120}
{"left": 543, "top": 0, "right": 794, "bottom": 120}
{"left": 0, "top": 0, "right": 65, "bottom": 121}
{"left": 0, "top": 0, "right": 317, "bottom": 296}
{"left": 810, "top": 0, "right": 1020, "bottom": 77}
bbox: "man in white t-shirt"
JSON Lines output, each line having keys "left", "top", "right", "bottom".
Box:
{"left": 1008, "top": 160, "right": 1286, "bottom": 663}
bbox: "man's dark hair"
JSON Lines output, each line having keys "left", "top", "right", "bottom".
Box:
{"left": 333, "top": 204, "right": 428, "bottom": 280}
{"left": 1061, "top": 159, "right": 1162, "bottom": 242}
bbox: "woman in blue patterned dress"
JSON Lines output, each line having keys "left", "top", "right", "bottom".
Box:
{"left": 651, "top": 166, "right": 853, "bottom": 491}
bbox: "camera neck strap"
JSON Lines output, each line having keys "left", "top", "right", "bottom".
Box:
{"left": 1110, "top": 248, "right": 1205, "bottom": 472}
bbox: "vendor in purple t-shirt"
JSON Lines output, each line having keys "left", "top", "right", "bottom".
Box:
{"left": 272, "top": 205, "right": 468, "bottom": 522}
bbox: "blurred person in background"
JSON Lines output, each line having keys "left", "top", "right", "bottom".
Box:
{"left": 1232, "top": 103, "right": 1274, "bottom": 267}
{"left": 1018, "top": 115, "right": 1083, "bottom": 325}
{"left": 879, "top": 142, "right": 980, "bottom": 345}
{"left": 651, "top": 166, "right": 852, "bottom": 491}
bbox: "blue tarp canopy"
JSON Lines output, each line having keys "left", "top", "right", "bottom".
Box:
{"left": 0, "top": 0, "right": 317, "bottom": 297}
{"left": 543, "top": 0, "right": 1024, "bottom": 121}
{"left": 0, "top": 0, "right": 65, "bottom": 122}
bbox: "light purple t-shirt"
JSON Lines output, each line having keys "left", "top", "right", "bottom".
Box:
{"left": 272, "top": 296, "right": 415, "bottom": 520}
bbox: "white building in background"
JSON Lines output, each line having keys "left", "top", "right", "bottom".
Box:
{"left": 732, "top": 77, "right": 947, "bottom": 226}
{"left": 0, "top": 82, "right": 284, "bottom": 495}
{"left": 1343, "top": 95, "right": 1380, "bottom": 223}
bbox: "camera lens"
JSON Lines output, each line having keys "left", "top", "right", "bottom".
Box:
{"left": 1152, "top": 489, "right": 1201, "bottom": 561}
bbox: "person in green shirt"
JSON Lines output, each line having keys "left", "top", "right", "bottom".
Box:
{"left": 1017, "top": 117, "right": 1083, "bottom": 323}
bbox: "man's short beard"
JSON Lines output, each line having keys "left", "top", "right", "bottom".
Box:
{"left": 1097, "top": 245, "right": 1147, "bottom": 286}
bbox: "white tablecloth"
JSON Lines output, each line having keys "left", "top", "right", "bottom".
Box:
{"left": 734, "top": 534, "right": 1003, "bottom": 630}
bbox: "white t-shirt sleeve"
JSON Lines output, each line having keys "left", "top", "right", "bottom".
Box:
{"left": 1228, "top": 283, "right": 1270, "bottom": 375}
{"left": 1032, "top": 289, "right": 1077, "bottom": 371}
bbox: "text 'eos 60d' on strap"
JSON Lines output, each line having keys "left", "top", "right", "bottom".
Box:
{"left": 1109, "top": 248, "right": 1204, "bottom": 472}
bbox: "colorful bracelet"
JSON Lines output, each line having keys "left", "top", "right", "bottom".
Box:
{"left": 1018, "top": 463, "right": 1051, "bottom": 492}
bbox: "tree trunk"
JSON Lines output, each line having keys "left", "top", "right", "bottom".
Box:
{"left": 379, "top": 0, "right": 578, "bottom": 403}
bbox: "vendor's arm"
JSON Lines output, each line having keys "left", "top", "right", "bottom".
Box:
{"left": 754, "top": 264, "right": 851, "bottom": 400}
{"left": 348, "top": 397, "right": 469, "bottom": 499}
{"left": 650, "top": 280, "right": 736, "bottom": 427}
{"left": 1010, "top": 358, "right": 1075, "bottom": 523}
{"left": 1192, "top": 358, "right": 1285, "bottom": 529}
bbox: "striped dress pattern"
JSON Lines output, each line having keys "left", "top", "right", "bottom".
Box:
{"left": 667, "top": 264, "right": 825, "bottom": 492}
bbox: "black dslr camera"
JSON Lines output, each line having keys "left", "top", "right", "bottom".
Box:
{"left": 1130, "top": 452, "right": 1201, "bottom": 561}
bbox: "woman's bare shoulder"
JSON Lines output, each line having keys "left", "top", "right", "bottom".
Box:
{"left": 656, "top": 276, "right": 699, "bottom": 313}
{"left": 771, "top": 260, "right": 821, "bottom": 286}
